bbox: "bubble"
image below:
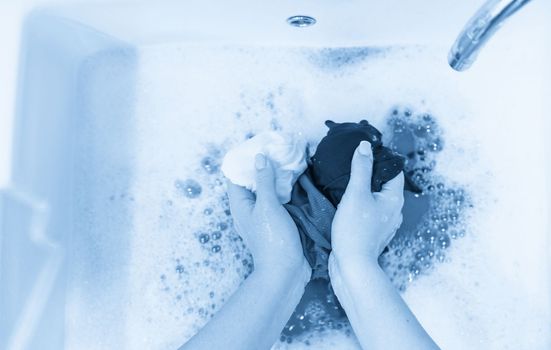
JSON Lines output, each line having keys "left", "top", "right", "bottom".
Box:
{"left": 438, "top": 234, "right": 451, "bottom": 249}
{"left": 175, "top": 265, "right": 185, "bottom": 274}
{"left": 198, "top": 233, "right": 210, "bottom": 244}
{"left": 409, "top": 264, "right": 421, "bottom": 275}
{"left": 203, "top": 208, "right": 213, "bottom": 215}
{"left": 201, "top": 156, "right": 219, "bottom": 174}
{"left": 379, "top": 107, "right": 472, "bottom": 290}
{"left": 414, "top": 125, "right": 429, "bottom": 138}
{"left": 211, "top": 231, "right": 222, "bottom": 240}
{"left": 216, "top": 222, "right": 228, "bottom": 231}
{"left": 429, "top": 138, "right": 443, "bottom": 152}
{"left": 211, "top": 245, "right": 221, "bottom": 253}
{"left": 175, "top": 179, "right": 202, "bottom": 198}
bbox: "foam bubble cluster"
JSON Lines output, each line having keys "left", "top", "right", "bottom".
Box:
{"left": 378, "top": 107, "right": 472, "bottom": 291}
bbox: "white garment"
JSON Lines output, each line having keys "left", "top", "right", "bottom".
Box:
{"left": 221, "top": 131, "right": 307, "bottom": 204}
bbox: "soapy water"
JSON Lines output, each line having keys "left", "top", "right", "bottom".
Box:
{"left": 117, "top": 47, "right": 475, "bottom": 349}
{"left": 67, "top": 45, "right": 550, "bottom": 350}
{"left": 167, "top": 107, "right": 472, "bottom": 346}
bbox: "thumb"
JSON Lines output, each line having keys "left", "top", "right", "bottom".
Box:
{"left": 347, "top": 141, "right": 374, "bottom": 198}
{"left": 374, "top": 172, "right": 405, "bottom": 210}
{"left": 254, "top": 153, "right": 279, "bottom": 205}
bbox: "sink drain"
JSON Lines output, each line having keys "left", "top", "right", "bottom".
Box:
{"left": 286, "top": 15, "right": 316, "bottom": 27}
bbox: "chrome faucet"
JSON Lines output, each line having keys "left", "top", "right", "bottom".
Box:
{"left": 448, "top": 0, "right": 533, "bottom": 71}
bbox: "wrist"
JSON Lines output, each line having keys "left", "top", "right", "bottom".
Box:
{"left": 330, "top": 250, "right": 382, "bottom": 282}
{"left": 254, "top": 258, "right": 311, "bottom": 286}
{"left": 331, "top": 246, "right": 378, "bottom": 270}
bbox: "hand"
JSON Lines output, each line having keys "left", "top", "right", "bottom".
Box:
{"left": 181, "top": 153, "right": 310, "bottom": 350}
{"left": 323, "top": 142, "right": 439, "bottom": 350}
{"left": 227, "top": 153, "right": 309, "bottom": 273}
{"left": 331, "top": 140, "right": 405, "bottom": 265}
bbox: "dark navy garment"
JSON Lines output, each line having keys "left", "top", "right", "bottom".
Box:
{"left": 285, "top": 120, "right": 421, "bottom": 280}
{"left": 311, "top": 120, "right": 421, "bottom": 206}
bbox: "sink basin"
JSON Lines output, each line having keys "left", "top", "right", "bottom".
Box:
{"left": 1, "top": 1, "right": 550, "bottom": 349}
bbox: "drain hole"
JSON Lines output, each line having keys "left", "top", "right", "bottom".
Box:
{"left": 287, "top": 15, "right": 317, "bottom": 28}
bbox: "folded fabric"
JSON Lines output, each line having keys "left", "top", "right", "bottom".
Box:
{"left": 285, "top": 120, "right": 421, "bottom": 280}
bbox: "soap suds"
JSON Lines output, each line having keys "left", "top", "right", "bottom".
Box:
{"left": 66, "top": 44, "right": 550, "bottom": 350}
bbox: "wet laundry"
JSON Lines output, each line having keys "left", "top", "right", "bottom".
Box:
{"left": 285, "top": 120, "right": 421, "bottom": 279}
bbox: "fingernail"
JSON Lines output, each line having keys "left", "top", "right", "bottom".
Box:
{"left": 255, "top": 153, "right": 266, "bottom": 170}
{"left": 358, "top": 141, "right": 372, "bottom": 157}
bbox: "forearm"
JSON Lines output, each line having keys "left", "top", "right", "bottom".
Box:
{"left": 329, "top": 254, "right": 440, "bottom": 350}
{"left": 180, "top": 261, "right": 310, "bottom": 350}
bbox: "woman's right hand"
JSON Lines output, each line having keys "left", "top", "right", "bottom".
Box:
{"left": 330, "top": 140, "right": 405, "bottom": 266}
{"left": 328, "top": 141, "right": 440, "bottom": 350}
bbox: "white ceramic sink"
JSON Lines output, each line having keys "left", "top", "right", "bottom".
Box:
{"left": 1, "top": 1, "right": 550, "bottom": 349}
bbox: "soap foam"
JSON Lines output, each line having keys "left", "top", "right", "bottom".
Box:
{"left": 68, "top": 44, "right": 550, "bottom": 350}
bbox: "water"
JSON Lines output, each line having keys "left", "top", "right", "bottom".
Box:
{"left": 67, "top": 45, "right": 550, "bottom": 350}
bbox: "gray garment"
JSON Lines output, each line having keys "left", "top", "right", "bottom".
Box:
{"left": 284, "top": 170, "right": 336, "bottom": 280}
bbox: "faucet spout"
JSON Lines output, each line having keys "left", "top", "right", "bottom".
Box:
{"left": 448, "top": 0, "right": 533, "bottom": 71}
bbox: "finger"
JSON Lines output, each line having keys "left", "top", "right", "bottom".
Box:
{"left": 226, "top": 179, "right": 254, "bottom": 216}
{"left": 374, "top": 172, "right": 405, "bottom": 209}
{"left": 346, "top": 141, "right": 375, "bottom": 199}
{"left": 254, "top": 153, "right": 280, "bottom": 205}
